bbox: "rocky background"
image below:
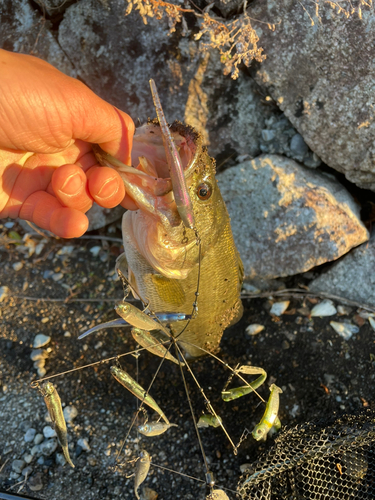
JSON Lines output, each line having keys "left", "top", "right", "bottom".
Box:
{"left": 1, "top": 0, "right": 375, "bottom": 499}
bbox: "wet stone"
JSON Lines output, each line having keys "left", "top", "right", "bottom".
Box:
{"left": 30, "top": 445, "right": 41, "bottom": 456}
{"left": 56, "top": 453, "right": 66, "bottom": 466}
{"left": 33, "top": 334, "right": 51, "bottom": 348}
{"left": 22, "top": 465, "right": 33, "bottom": 477}
{"left": 19, "top": 420, "right": 32, "bottom": 432}
{"left": 63, "top": 405, "right": 78, "bottom": 422}
{"left": 28, "top": 472, "right": 43, "bottom": 492}
{"left": 30, "top": 349, "right": 49, "bottom": 361}
{"left": 23, "top": 453, "right": 33, "bottom": 464}
{"left": 37, "top": 367, "right": 47, "bottom": 378}
{"left": 24, "top": 428, "right": 37, "bottom": 443}
{"left": 43, "top": 426, "right": 57, "bottom": 439}
{"left": 290, "top": 133, "right": 309, "bottom": 157}
{"left": 12, "top": 459, "right": 26, "bottom": 473}
{"left": 9, "top": 471, "right": 20, "bottom": 480}
{"left": 40, "top": 439, "right": 58, "bottom": 456}
{"left": 77, "top": 438, "right": 91, "bottom": 452}
{"left": 34, "top": 433, "right": 44, "bottom": 445}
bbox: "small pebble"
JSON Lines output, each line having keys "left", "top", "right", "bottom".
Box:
{"left": 63, "top": 405, "right": 78, "bottom": 422}
{"left": 245, "top": 324, "right": 264, "bottom": 336}
{"left": 28, "top": 472, "right": 43, "bottom": 492}
{"left": 290, "top": 133, "right": 308, "bottom": 156}
{"left": 41, "top": 317, "right": 49, "bottom": 324}
{"left": 23, "top": 453, "right": 34, "bottom": 464}
{"left": 337, "top": 305, "right": 352, "bottom": 316}
{"left": 36, "top": 457, "right": 44, "bottom": 465}
{"left": 33, "top": 359, "right": 46, "bottom": 370}
{"left": 89, "top": 246, "right": 101, "bottom": 257}
{"left": 0, "top": 285, "right": 9, "bottom": 302}
{"left": 330, "top": 321, "right": 359, "bottom": 340}
{"left": 43, "top": 270, "right": 54, "bottom": 279}
{"left": 77, "top": 438, "right": 91, "bottom": 452}
{"left": 19, "top": 420, "right": 32, "bottom": 432}
{"left": 56, "top": 453, "right": 66, "bottom": 466}
{"left": 9, "top": 471, "right": 20, "bottom": 480}
{"left": 30, "top": 349, "right": 49, "bottom": 361}
{"left": 240, "top": 463, "right": 252, "bottom": 473}
{"left": 64, "top": 331, "right": 72, "bottom": 337}
{"left": 30, "top": 445, "right": 41, "bottom": 456}
{"left": 40, "top": 439, "right": 58, "bottom": 456}
{"left": 24, "top": 428, "right": 37, "bottom": 443}
{"left": 52, "top": 272, "right": 64, "bottom": 281}
{"left": 33, "top": 334, "right": 51, "bottom": 348}
{"left": 34, "top": 433, "right": 44, "bottom": 445}
{"left": 43, "top": 426, "right": 57, "bottom": 439}
{"left": 22, "top": 465, "right": 33, "bottom": 477}
{"left": 261, "top": 129, "right": 276, "bottom": 142}
{"left": 13, "top": 262, "right": 23, "bottom": 271}
{"left": 270, "top": 301, "right": 290, "bottom": 316}
{"left": 87, "top": 456, "right": 97, "bottom": 466}
{"left": 12, "top": 459, "right": 26, "bottom": 473}
{"left": 4, "top": 221, "right": 14, "bottom": 228}
{"left": 310, "top": 299, "right": 337, "bottom": 317}
{"left": 37, "top": 367, "right": 47, "bottom": 378}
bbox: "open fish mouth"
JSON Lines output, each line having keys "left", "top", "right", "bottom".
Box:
{"left": 93, "top": 120, "right": 200, "bottom": 230}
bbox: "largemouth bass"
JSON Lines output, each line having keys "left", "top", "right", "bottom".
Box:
{"left": 94, "top": 119, "right": 243, "bottom": 358}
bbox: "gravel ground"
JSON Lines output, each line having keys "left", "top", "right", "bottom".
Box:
{"left": 0, "top": 220, "right": 374, "bottom": 500}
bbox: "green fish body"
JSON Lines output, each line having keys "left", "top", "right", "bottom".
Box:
{"left": 42, "top": 382, "right": 74, "bottom": 468}
{"left": 252, "top": 384, "right": 283, "bottom": 441}
{"left": 110, "top": 365, "right": 169, "bottom": 425}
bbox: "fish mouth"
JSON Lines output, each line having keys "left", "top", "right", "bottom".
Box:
{"left": 94, "top": 120, "right": 201, "bottom": 229}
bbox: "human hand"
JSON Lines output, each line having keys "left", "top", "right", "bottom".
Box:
{"left": 0, "top": 49, "right": 136, "bottom": 238}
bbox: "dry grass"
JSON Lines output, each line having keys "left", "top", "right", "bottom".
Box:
{"left": 124, "top": 0, "right": 373, "bottom": 79}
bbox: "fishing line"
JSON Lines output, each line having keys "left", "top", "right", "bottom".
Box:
{"left": 151, "top": 463, "right": 238, "bottom": 495}
{"left": 29, "top": 340, "right": 172, "bottom": 387}
{"left": 114, "top": 338, "right": 176, "bottom": 463}
{"left": 178, "top": 339, "right": 266, "bottom": 404}
{"left": 173, "top": 339, "right": 211, "bottom": 479}
{"left": 175, "top": 342, "right": 237, "bottom": 453}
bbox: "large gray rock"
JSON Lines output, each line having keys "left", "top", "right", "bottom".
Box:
{"left": 184, "top": 51, "right": 274, "bottom": 162}
{"left": 0, "top": 0, "right": 75, "bottom": 76}
{"left": 218, "top": 155, "right": 369, "bottom": 279}
{"left": 310, "top": 234, "right": 375, "bottom": 307}
{"left": 58, "top": 0, "right": 197, "bottom": 124}
{"left": 250, "top": 0, "right": 375, "bottom": 190}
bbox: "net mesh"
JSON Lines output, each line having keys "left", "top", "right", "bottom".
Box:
{"left": 237, "top": 410, "right": 375, "bottom": 500}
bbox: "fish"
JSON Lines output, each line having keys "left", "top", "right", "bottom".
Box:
{"left": 134, "top": 449, "right": 151, "bottom": 500}
{"left": 94, "top": 115, "right": 243, "bottom": 358}
{"left": 41, "top": 382, "right": 74, "bottom": 468}
{"left": 138, "top": 421, "right": 178, "bottom": 436}
{"left": 222, "top": 366, "right": 267, "bottom": 402}
{"left": 110, "top": 365, "right": 169, "bottom": 424}
{"left": 115, "top": 302, "right": 170, "bottom": 336}
{"left": 197, "top": 414, "right": 223, "bottom": 428}
{"left": 252, "top": 383, "right": 282, "bottom": 441}
{"left": 131, "top": 327, "right": 183, "bottom": 365}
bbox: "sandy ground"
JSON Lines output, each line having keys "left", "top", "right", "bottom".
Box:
{"left": 0, "top": 220, "right": 374, "bottom": 500}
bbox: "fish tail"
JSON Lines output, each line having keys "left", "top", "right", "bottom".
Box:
{"left": 135, "top": 487, "right": 140, "bottom": 500}
{"left": 62, "top": 445, "right": 75, "bottom": 468}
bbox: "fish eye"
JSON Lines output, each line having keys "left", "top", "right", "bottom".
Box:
{"left": 197, "top": 182, "right": 212, "bottom": 200}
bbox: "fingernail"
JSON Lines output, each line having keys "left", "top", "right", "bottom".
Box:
{"left": 96, "top": 177, "right": 119, "bottom": 200}
{"left": 59, "top": 173, "right": 83, "bottom": 195}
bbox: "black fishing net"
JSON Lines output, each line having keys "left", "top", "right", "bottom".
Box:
{"left": 237, "top": 410, "right": 375, "bottom": 500}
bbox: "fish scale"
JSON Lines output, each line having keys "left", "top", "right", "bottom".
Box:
{"left": 116, "top": 121, "right": 243, "bottom": 358}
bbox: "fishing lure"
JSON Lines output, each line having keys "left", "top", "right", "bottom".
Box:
{"left": 110, "top": 365, "right": 170, "bottom": 425}
{"left": 252, "top": 384, "right": 283, "bottom": 441}
{"left": 134, "top": 449, "right": 152, "bottom": 500}
{"left": 138, "top": 421, "right": 178, "bottom": 437}
{"left": 40, "top": 382, "right": 74, "bottom": 468}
